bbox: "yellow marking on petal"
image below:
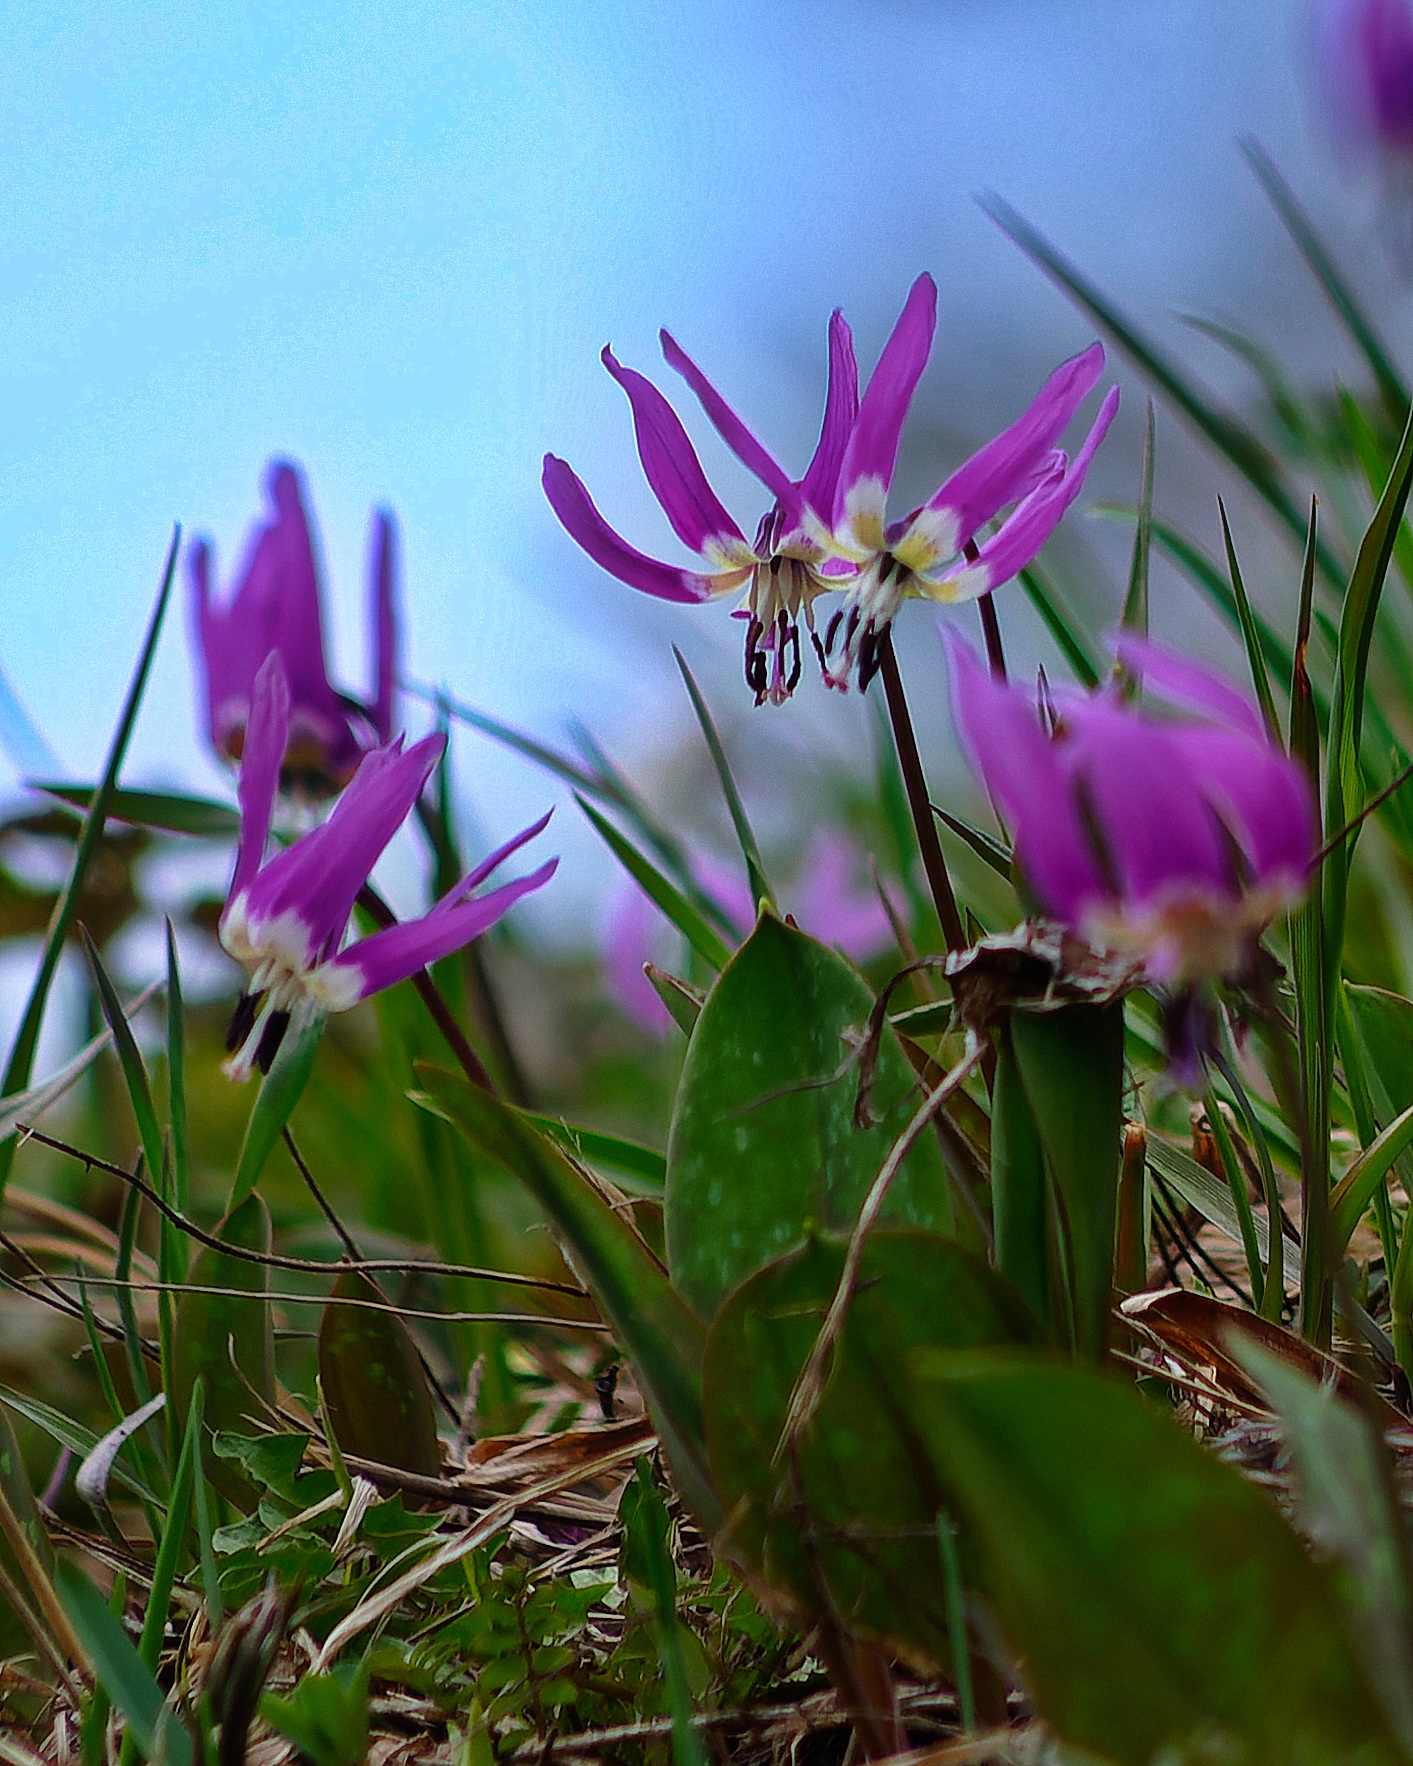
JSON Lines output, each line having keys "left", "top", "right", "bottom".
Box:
{"left": 919, "top": 563, "right": 990, "bottom": 605}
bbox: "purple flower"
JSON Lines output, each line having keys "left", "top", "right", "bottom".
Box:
{"left": 1319, "top": 0, "right": 1413, "bottom": 160}
{"left": 604, "top": 833, "right": 896, "bottom": 1034}
{"left": 944, "top": 630, "right": 1316, "bottom": 988}
{"left": 820, "top": 279, "right": 1119, "bottom": 689}
{"left": 543, "top": 305, "right": 862, "bottom": 705}
{"left": 219, "top": 652, "right": 556, "bottom": 1080}
{"left": 189, "top": 460, "right": 400, "bottom": 794}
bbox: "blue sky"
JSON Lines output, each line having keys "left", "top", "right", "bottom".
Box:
{"left": 0, "top": 0, "right": 1399, "bottom": 934}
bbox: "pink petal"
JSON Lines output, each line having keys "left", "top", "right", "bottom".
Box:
{"left": 919, "top": 343, "right": 1106, "bottom": 553}
{"left": 1111, "top": 636, "right": 1264, "bottom": 741}
{"left": 542, "top": 456, "right": 719, "bottom": 604}
{"left": 659, "top": 330, "right": 798, "bottom": 513}
{"left": 943, "top": 627, "right": 1106, "bottom": 918}
{"left": 231, "top": 651, "right": 290, "bottom": 901}
{"left": 834, "top": 274, "right": 937, "bottom": 538}
{"left": 940, "top": 386, "right": 1119, "bottom": 597}
{"left": 600, "top": 346, "right": 747, "bottom": 556}
{"left": 330, "top": 859, "right": 558, "bottom": 1000}
{"left": 799, "top": 310, "right": 861, "bottom": 519}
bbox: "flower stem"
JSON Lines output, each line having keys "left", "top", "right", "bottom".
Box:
{"left": 978, "top": 594, "right": 1007, "bottom": 681}
{"left": 878, "top": 631, "right": 965, "bottom": 950}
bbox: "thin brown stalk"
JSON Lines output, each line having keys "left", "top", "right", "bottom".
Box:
{"left": 879, "top": 632, "right": 965, "bottom": 950}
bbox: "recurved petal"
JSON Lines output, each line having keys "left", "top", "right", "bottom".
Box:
{"left": 943, "top": 627, "right": 1106, "bottom": 920}
{"left": 1110, "top": 636, "right": 1264, "bottom": 742}
{"left": 909, "top": 343, "right": 1106, "bottom": 568}
{"left": 542, "top": 456, "right": 722, "bottom": 604}
{"left": 659, "top": 330, "right": 798, "bottom": 512}
{"left": 600, "top": 346, "right": 748, "bottom": 557}
{"left": 230, "top": 651, "right": 291, "bottom": 902}
{"left": 799, "top": 309, "right": 861, "bottom": 519}
{"left": 834, "top": 274, "right": 938, "bottom": 550}
{"left": 923, "top": 385, "right": 1119, "bottom": 603}
{"left": 319, "top": 858, "right": 558, "bottom": 1006}
{"left": 451, "top": 809, "right": 555, "bottom": 896}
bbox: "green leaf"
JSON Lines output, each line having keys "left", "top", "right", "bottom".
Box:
{"left": 413, "top": 1066, "right": 718, "bottom": 1530}
{"left": 1145, "top": 1134, "right": 1276, "bottom": 1264}
{"left": 1008, "top": 1003, "right": 1125, "bottom": 1363}
{"left": 665, "top": 912, "right": 951, "bottom": 1321}
{"left": 137, "top": 1385, "right": 202, "bottom": 1691}
{"left": 989, "top": 1023, "right": 1050, "bottom": 1331}
{"left": 620, "top": 1462, "right": 709, "bottom": 1766}
{"left": 171, "top": 1194, "right": 276, "bottom": 1509}
{"left": 703, "top": 1231, "right": 1039, "bottom": 1664}
{"left": 1233, "top": 1339, "right": 1413, "bottom": 1755}
{"left": 523, "top": 1116, "right": 666, "bottom": 1196}
{"left": 261, "top": 1661, "right": 369, "bottom": 1766}
{"left": 165, "top": 922, "right": 189, "bottom": 1218}
{"left": 1331, "top": 1101, "right": 1413, "bottom": 1250}
{"left": 1217, "top": 499, "right": 1282, "bottom": 744}
{"left": 1121, "top": 401, "right": 1155, "bottom": 635}
{"left": 0, "top": 995, "right": 157, "bottom": 1144}
{"left": 673, "top": 648, "right": 772, "bottom": 910}
{"left": 317, "top": 1268, "right": 440, "bottom": 1479}
{"left": 1242, "top": 137, "right": 1410, "bottom": 429}
{"left": 228, "top": 1015, "right": 323, "bottom": 1210}
{"left": 37, "top": 784, "right": 239, "bottom": 840}
{"left": 0, "top": 530, "right": 179, "bottom": 1201}
{"left": 576, "top": 796, "right": 732, "bottom": 972}
{"left": 646, "top": 966, "right": 705, "bottom": 1036}
{"left": 906, "top": 1350, "right": 1400, "bottom": 1765}
{"left": 55, "top": 1558, "right": 193, "bottom": 1766}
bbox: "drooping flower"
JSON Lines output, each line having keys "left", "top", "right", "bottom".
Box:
{"left": 604, "top": 832, "right": 896, "bottom": 1034}
{"left": 944, "top": 629, "right": 1316, "bottom": 989}
{"left": 1319, "top": 0, "right": 1413, "bottom": 160}
{"left": 543, "top": 304, "right": 861, "bottom": 705}
{"left": 219, "top": 651, "right": 556, "bottom": 1080}
{"left": 820, "top": 279, "right": 1119, "bottom": 689}
{"left": 189, "top": 460, "right": 400, "bottom": 794}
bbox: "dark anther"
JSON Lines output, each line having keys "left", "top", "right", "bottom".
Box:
{"left": 843, "top": 605, "right": 862, "bottom": 653}
{"left": 225, "top": 990, "right": 264, "bottom": 1055}
{"left": 785, "top": 624, "right": 802, "bottom": 693}
{"left": 594, "top": 1362, "right": 620, "bottom": 1419}
{"left": 769, "top": 554, "right": 782, "bottom": 575}
{"left": 811, "top": 629, "right": 829, "bottom": 674}
{"left": 254, "top": 1011, "right": 292, "bottom": 1075}
{"left": 857, "top": 620, "right": 882, "bottom": 691}
{"left": 824, "top": 609, "right": 844, "bottom": 656}
{"left": 745, "top": 618, "right": 768, "bottom": 701}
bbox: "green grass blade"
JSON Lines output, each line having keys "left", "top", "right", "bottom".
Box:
{"left": 625, "top": 1458, "right": 709, "bottom": 1766}
{"left": 980, "top": 196, "right": 1334, "bottom": 581}
{"left": 524, "top": 1115, "right": 666, "bottom": 1195}
{"left": 0, "top": 528, "right": 178, "bottom": 1201}
{"left": 1097, "top": 509, "right": 1300, "bottom": 695}
{"left": 164, "top": 922, "right": 189, "bottom": 1218}
{"left": 1242, "top": 137, "right": 1410, "bottom": 427}
{"left": 576, "top": 795, "right": 733, "bottom": 971}
{"left": 934, "top": 809, "right": 1013, "bottom": 880}
{"left": 1122, "top": 402, "right": 1155, "bottom": 635}
{"left": 1339, "top": 388, "right": 1413, "bottom": 597}
{"left": 673, "top": 648, "right": 773, "bottom": 910}
{"left": 228, "top": 1015, "right": 323, "bottom": 1210}
{"left": 137, "top": 1384, "right": 201, "bottom": 1674}
{"left": 81, "top": 932, "right": 163, "bottom": 1191}
{"left": 1181, "top": 313, "right": 1314, "bottom": 444}
{"left": 1016, "top": 565, "right": 1101, "bottom": 687}
{"left": 55, "top": 1558, "right": 193, "bottom": 1766}
{"left": 1217, "top": 499, "right": 1282, "bottom": 743}
{"left": 0, "top": 1386, "right": 158, "bottom": 1504}
{"left": 37, "top": 784, "right": 238, "bottom": 839}
{"left": 1201, "top": 1086, "right": 1265, "bottom": 1309}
